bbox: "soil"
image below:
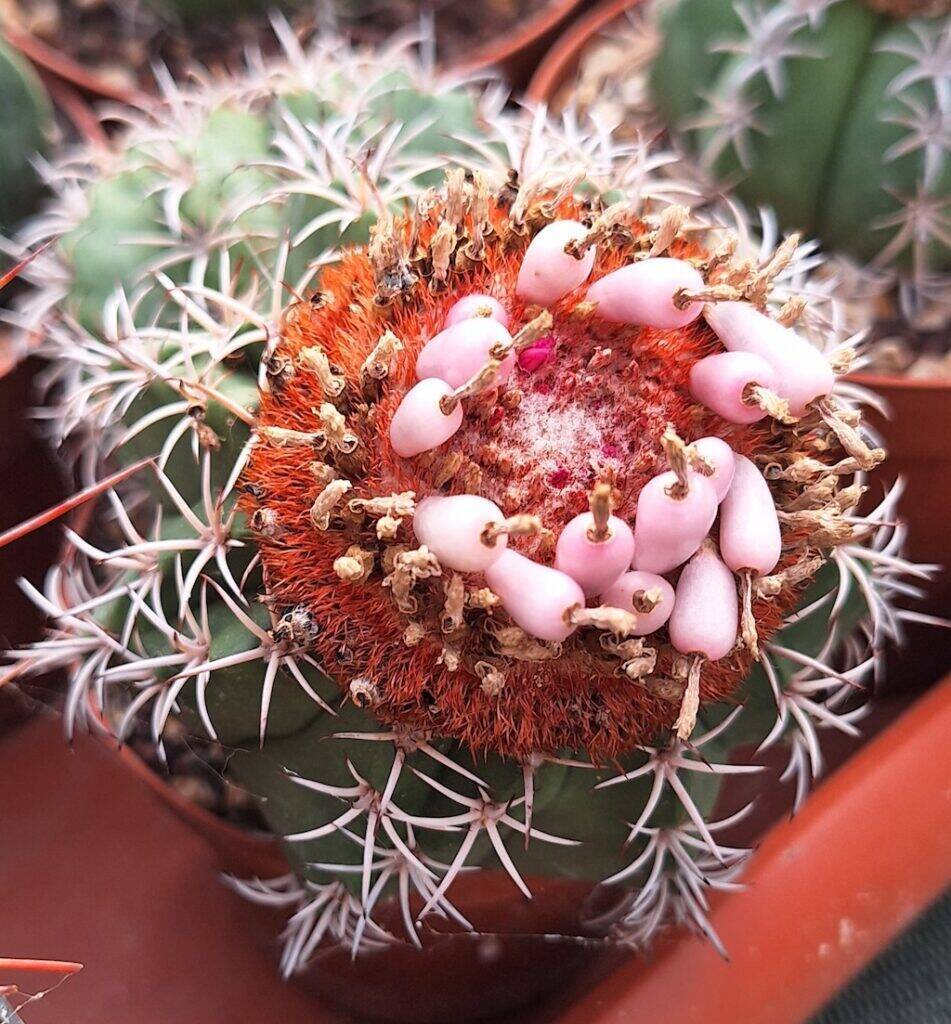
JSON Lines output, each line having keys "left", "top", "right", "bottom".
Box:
{"left": 7, "top": 0, "right": 553, "bottom": 95}
{"left": 124, "top": 714, "right": 271, "bottom": 834}
{"left": 863, "top": 317, "right": 951, "bottom": 379}
{"left": 338, "top": 0, "right": 550, "bottom": 61}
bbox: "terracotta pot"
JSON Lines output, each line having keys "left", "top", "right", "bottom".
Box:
{"left": 0, "top": 717, "right": 333, "bottom": 1023}
{"left": 526, "top": 0, "right": 642, "bottom": 104}
{"left": 555, "top": 671, "right": 951, "bottom": 1024}
{"left": 850, "top": 373, "right": 951, "bottom": 612}
{"left": 6, "top": 678, "right": 948, "bottom": 1024}
{"left": 455, "top": 0, "right": 595, "bottom": 92}
{"left": 8, "top": 5, "right": 593, "bottom": 104}
{"left": 297, "top": 873, "right": 611, "bottom": 1024}
{"left": 1, "top": 25, "right": 147, "bottom": 106}
{"left": 89, "top": 699, "right": 612, "bottom": 1021}
{"left": 93, "top": 728, "right": 288, "bottom": 880}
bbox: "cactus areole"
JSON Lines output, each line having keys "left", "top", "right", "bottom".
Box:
{"left": 242, "top": 175, "right": 876, "bottom": 762}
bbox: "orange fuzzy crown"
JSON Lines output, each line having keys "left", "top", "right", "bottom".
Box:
{"left": 242, "top": 179, "right": 861, "bottom": 761}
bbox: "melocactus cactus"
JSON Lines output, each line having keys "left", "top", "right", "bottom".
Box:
{"left": 649, "top": 0, "right": 949, "bottom": 315}
{"left": 6, "top": 27, "right": 924, "bottom": 984}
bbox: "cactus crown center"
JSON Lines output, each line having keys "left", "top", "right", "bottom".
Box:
{"left": 241, "top": 171, "right": 857, "bottom": 760}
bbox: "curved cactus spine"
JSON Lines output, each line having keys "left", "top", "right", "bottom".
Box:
{"left": 2, "top": 28, "right": 933, "bottom": 970}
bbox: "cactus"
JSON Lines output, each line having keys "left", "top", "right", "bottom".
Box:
{"left": 649, "top": 0, "right": 949, "bottom": 316}
{"left": 4, "top": 27, "right": 926, "bottom": 978}
{"left": 0, "top": 38, "right": 53, "bottom": 235}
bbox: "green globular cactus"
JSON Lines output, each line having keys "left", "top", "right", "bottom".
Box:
{"left": 4, "top": 26, "right": 926, "bottom": 986}
{"left": 0, "top": 38, "right": 53, "bottom": 235}
{"left": 649, "top": 0, "right": 949, "bottom": 306}
{"left": 16, "top": 22, "right": 483, "bottom": 342}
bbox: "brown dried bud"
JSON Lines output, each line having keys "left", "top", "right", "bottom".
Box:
{"left": 310, "top": 479, "right": 352, "bottom": 530}
{"left": 476, "top": 661, "right": 505, "bottom": 696}
{"left": 333, "top": 545, "right": 374, "bottom": 583}
{"left": 349, "top": 677, "right": 381, "bottom": 708}
{"left": 272, "top": 605, "right": 320, "bottom": 647}
{"left": 300, "top": 346, "right": 346, "bottom": 396}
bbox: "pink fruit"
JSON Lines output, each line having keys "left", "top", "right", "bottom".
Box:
{"left": 444, "top": 293, "right": 509, "bottom": 330}
{"left": 691, "top": 436, "right": 736, "bottom": 501}
{"left": 416, "top": 318, "right": 516, "bottom": 388}
{"left": 554, "top": 512, "right": 636, "bottom": 597}
{"left": 485, "top": 549, "right": 585, "bottom": 643}
{"left": 389, "top": 378, "right": 463, "bottom": 458}
{"left": 719, "top": 454, "right": 782, "bottom": 576}
{"left": 413, "top": 495, "right": 507, "bottom": 573}
{"left": 703, "top": 302, "right": 834, "bottom": 416}
{"left": 516, "top": 220, "right": 595, "bottom": 306}
{"left": 632, "top": 470, "right": 718, "bottom": 574}
{"left": 586, "top": 258, "right": 704, "bottom": 329}
{"left": 689, "top": 351, "right": 778, "bottom": 424}
{"left": 600, "top": 571, "right": 675, "bottom": 636}
{"left": 669, "top": 545, "right": 738, "bottom": 660}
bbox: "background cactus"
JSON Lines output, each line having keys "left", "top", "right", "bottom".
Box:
{"left": 4, "top": 25, "right": 927, "bottom": 983}
{"left": 0, "top": 37, "right": 53, "bottom": 235}
{"left": 649, "top": 0, "right": 949, "bottom": 319}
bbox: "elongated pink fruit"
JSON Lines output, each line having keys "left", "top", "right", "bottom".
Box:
{"left": 669, "top": 544, "right": 738, "bottom": 660}
{"left": 445, "top": 293, "right": 510, "bottom": 330}
{"left": 554, "top": 512, "right": 636, "bottom": 597}
{"left": 691, "top": 436, "right": 736, "bottom": 501}
{"left": 485, "top": 549, "right": 584, "bottom": 643}
{"left": 389, "top": 379, "right": 463, "bottom": 458}
{"left": 516, "top": 220, "right": 595, "bottom": 306}
{"left": 720, "top": 454, "right": 782, "bottom": 575}
{"left": 416, "top": 318, "right": 516, "bottom": 388}
{"left": 704, "top": 302, "right": 834, "bottom": 416}
{"left": 586, "top": 258, "right": 704, "bottom": 329}
{"left": 600, "top": 570, "right": 675, "bottom": 636}
{"left": 632, "top": 470, "right": 718, "bottom": 574}
{"left": 413, "top": 495, "right": 507, "bottom": 573}
{"left": 689, "top": 351, "right": 778, "bottom": 424}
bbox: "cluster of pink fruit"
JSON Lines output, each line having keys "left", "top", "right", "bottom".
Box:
{"left": 389, "top": 218, "right": 837, "bottom": 690}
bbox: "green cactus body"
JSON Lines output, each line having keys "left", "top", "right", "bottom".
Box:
{"left": 650, "top": 0, "right": 950, "bottom": 276}
{"left": 5, "top": 29, "right": 921, "bottom": 983}
{"left": 0, "top": 38, "right": 53, "bottom": 234}
{"left": 48, "top": 60, "right": 485, "bottom": 337}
